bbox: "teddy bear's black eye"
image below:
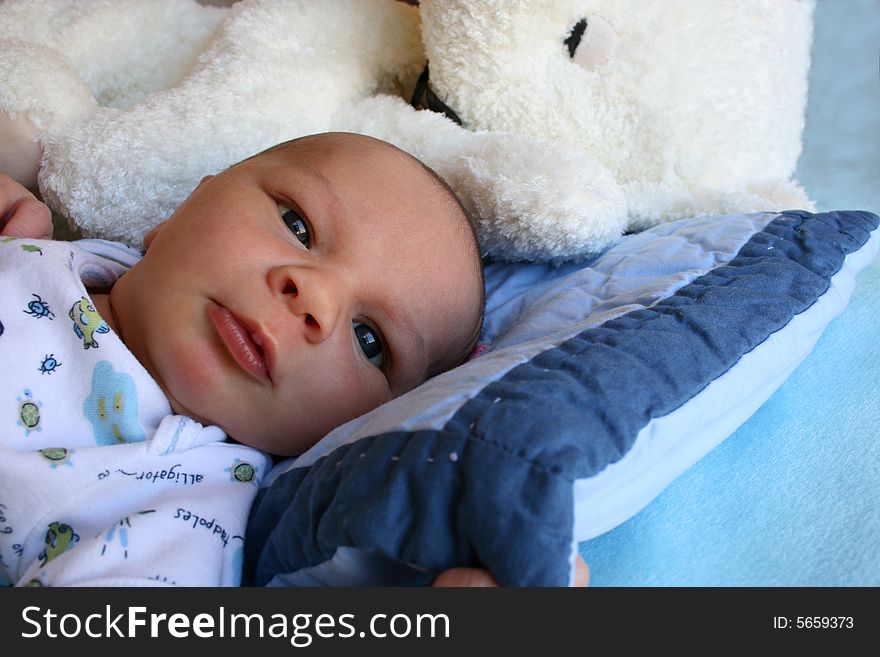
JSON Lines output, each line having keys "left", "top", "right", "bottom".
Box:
{"left": 565, "top": 18, "right": 588, "bottom": 58}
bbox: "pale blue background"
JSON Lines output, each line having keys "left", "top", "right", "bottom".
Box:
{"left": 580, "top": 0, "right": 880, "bottom": 586}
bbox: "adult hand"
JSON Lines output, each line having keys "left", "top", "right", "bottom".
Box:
{"left": 0, "top": 173, "right": 53, "bottom": 239}
{"left": 432, "top": 555, "right": 589, "bottom": 587}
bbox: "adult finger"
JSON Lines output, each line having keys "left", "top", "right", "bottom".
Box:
{"left": 573, "top": 555, "right": 589, "bottom": 587}
{"left": 432, "top": 556, "right": 588, "bottom": 587}
{"left": 0, "top": 196, "right": 52, "bottom": 239}
{"left": 432, "top": 567, "right": 499, "bottom": 587}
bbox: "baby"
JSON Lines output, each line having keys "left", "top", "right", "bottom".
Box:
{"left": 0, "top": 132, "right": 492, "bottom": 586}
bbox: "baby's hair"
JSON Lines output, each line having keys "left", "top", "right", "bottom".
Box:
{"left": 415, "top": 157, "right": 482, "bottom": 262}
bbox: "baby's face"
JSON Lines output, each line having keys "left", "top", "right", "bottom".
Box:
{"left": 111, "top": 133, "right": 483, "bottom": 455}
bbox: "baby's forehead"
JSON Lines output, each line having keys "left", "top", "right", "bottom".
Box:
{"left": 259, "top": 132, "right": 479, "bottom": 276}
{"left": 266, "top": 134, "right": 466, "bottom": 229}
{"left": 267, "top": 132, "right": 413, "bottom": 166}
{"left": 273, "top": 134, "right": 447, "bottom": 191}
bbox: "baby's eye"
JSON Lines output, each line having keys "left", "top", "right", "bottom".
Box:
{"left": 278, "top": 204, "right": 310, "bottom": 248}
{"left": 353, "top": 321, "right": 385, "bottom": 368}
{"left": 564, "top": 18, "right": 587, "bottom": 58}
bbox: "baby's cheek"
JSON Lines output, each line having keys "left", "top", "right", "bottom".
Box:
{"left": 274, "top": 366, "right": 390, "bottom": 452}
{"left": 150, "top": 323, "right": 237, "bottom": 419}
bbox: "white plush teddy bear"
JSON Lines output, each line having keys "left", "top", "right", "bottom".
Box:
{"left": 417, "top": 0, "right": 817, "bottom": 231}
{"left": 0, "top": 0, "right": 627, "bottom": 263}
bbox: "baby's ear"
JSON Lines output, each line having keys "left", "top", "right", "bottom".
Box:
{"left": 143, "top": 221, "right": 166, "bottom": 250}
{"left": 198, "top": 174, "right": 214, "bottom": 187}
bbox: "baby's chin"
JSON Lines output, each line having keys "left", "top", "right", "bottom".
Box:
{"left": 160, "top": 378, "right": 331, "bottom": 455}
{"left": 164, "top": 394, "right": 213, "bottom": 430}
{"left": 213, "top": 412, "right": 324, "bottom": 455}
{"left": 223, "top": 429, "right": 318, "bottom": 457}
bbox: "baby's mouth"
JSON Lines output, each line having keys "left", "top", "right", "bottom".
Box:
{"left": 208, "top": 302, "right": 272, "bottom": 383}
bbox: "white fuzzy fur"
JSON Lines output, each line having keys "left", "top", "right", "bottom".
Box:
{"left": 0, "top": 0, "right": 815, "bottom": 262}
{"left": 421, "top": 0, "right": 816, "bottom": 232}
{"left": 1, "top": 0, "right": 620, "bottom": 261}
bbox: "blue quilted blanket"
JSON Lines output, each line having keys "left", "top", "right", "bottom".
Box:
{"left": 244, "top": 209, "right": 879, "bottom": 586}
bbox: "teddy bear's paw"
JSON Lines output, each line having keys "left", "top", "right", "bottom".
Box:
{"left": 37, "top": 103, "right": 195, "bottom": 246}
{"left": 0, "top": 40, "right": 96, "bottom": 134}
{"left": 208, "top": 0, "right": 424, "bottom": 100}
{"left": 0, "top": 109, "right": 41, "bottom": 190}
{"left": 622, "top": 179, "right": 817, "bottom": 233}
{"left": 453, "top": 132, "right": 628, "bottom": 263}
{"left": 743, "top": 180, "right": 816, "bottom": 215}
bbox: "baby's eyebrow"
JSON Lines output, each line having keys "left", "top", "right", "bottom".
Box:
{"left": 296, "top": 164, "right": 344, "bottom": 220}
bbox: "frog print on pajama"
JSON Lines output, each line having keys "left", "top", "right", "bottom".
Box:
{"left": 1, "top": 239, "right": 268, "bottom": 586}
{"left": 20, "top": 244, "right": 43, "bottom": 256}
{"left": 1, "top": 236, "right": 44, "bottom": 256}
{"left": 83, "top": 361, "right": 146, "bottom": 445}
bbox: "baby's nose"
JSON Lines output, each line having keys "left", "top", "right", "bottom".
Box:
{"left": 271, "top": 265, "right": 343, "bottom": 343}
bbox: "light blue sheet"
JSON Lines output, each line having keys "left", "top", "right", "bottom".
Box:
{"left": 580, "top": 0, "right": 880, "bottom": 586}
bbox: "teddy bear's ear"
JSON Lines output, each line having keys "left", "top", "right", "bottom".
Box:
{"left": 0, "top": 41, "right": 97, "bottom": 133}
